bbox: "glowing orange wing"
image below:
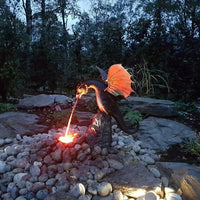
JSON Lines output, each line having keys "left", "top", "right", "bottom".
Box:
{"left": 105, "top": 64, "right": 133, "bottom": 98}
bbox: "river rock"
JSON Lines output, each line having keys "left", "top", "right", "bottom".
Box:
{"left": 14, "top": 173, "right": 27, "bottom": 188}
{"left": 97, "top": 182, "right": 112, "bottom": 197}
{"left": 0, "top": 160, "right": 6, "bottom": 173}
{"left": 0, "top": 112, "right": 47, "bottom": 138}
{"left": 18, "top": 94, "right": 73, "bottom": 108}
{"left": 70, "top": 183, "right": 86, "bottom": 198}
{"left": 121, "top": 97, "right": 177, "bottom": 117}
{"left": 36, "top": 189, "right": 49, "bottom": 199}
{"left": 158, "top": 162, "right": 200, "bottom": 200}
{"left": 136, "top": 117, "right": 196, "bottom": 152}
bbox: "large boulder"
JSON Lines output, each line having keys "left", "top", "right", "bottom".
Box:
{"left": 157, "top": 162, "right": 200, "bottom": 200}
{"left": 18, "top": 94, "right": 73, "bottom": 109}
{"left": 158, "top": 162, "right": 200, "bottom": 183}
{"left": 0, "top": 112, "right": 47, "bottom": 138}
{"left": 103, "top": 161, "right": 161, "bottom": 199}
{"left": 121, "top": 97, "right": 178, "bottom": 117}
{"left": 136, "top": 117, "right": 196, "bottom": 152}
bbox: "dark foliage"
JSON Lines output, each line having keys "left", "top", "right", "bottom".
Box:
{"left": 0, "top": 0, "right": 199, "bottom": 101}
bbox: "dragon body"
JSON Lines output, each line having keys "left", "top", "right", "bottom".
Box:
{"left": 84, "top": 80, "right": 137, "bottom": 134}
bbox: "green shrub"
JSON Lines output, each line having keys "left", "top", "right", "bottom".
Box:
{"left": 0, "top": 103, "right": 17, "bottom": 113}
{"left": 124, "top": 110, "right": 143, "bottom": 125}
{"left": 120, "top": 105, "right": 142, "bottom": 125}
{"left": 185, "top": 136, "right": 200, "bottom": 163}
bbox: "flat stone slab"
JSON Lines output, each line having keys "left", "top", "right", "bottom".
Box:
{"left": 121, "top": 97, "right": 178, "bottom": 117}
{"left": 18, "top": 94, "right": 73, "bottom": 109}
{"left": 136, "top": 117, "right": 196, "bottom": 152}
{"left": 0, "top": 112, "right": 47, "bottom": 138}
{"left": 103, "top": 161, "right": 161, "bottom": 199}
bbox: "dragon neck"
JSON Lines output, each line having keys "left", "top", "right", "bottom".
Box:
{"left": 88, "top": 84, "right": 108, "bottom": 114}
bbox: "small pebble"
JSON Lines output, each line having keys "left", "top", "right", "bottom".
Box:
{"left": 149, "top": 168, "right": 160, "bottom": 178}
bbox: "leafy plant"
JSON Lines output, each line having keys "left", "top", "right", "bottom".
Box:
{"left": 185, "top": 136, "right": 200, "bottom": 162}
{"left": 0, "top": 103, "right": 17, "bottom": 113}
{"left": 124, "top": 110, "right": 142, "bottom": 125}
{"left": 120, "top": 105, "right": 142, "bottom": 125}
{"left": 129, "top": 61, "right": 170, "bottom": 98}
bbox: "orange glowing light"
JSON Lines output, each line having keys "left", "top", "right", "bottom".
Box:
{"left": 76, "top": 85, "right": 88, "bottom": 99}
{"left": 58, "top": 134, "right": 75, "bottom": 144}
{"left": 58, "top": 90, "right": 86, "bottom": 144}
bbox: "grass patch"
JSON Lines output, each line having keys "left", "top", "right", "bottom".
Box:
{"left": 185, "top": 136, "right": 200, "bottom": 163}
{"left": 0, "top": 103, "right": 17, "bottom": 113}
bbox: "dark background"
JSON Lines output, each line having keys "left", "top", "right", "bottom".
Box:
{"left": 0, "top": 0, "right": 200, "bottom": 102}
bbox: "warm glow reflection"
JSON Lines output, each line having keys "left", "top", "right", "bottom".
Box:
{"left": 58, "top": 134, "right": 75, "bottom": 144}
{"left": 58, "top": 91, "right": 83, "bottom": 144}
